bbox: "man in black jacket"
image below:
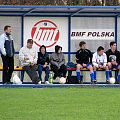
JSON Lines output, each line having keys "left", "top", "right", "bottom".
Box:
{"left": 106, "top": 41, "right": 120, "bottom": 83}
{"left": 37, "top": 45, "right": 50, "bottom": 84}
{"left": 76, "top": 41, "right": 95, "bottom": 83}
{"left": 0, "top": 25, "right": 15, "bottom": 84}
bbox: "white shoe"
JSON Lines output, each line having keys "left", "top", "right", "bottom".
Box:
{"left": 38, "top": 81, "right": 42, "bottom": 84}
{"left": 45, "top": 81, "right": 50, "bottom": 84}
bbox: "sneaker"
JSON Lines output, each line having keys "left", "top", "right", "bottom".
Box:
{"left": 106, "top": 80, "right": 109, "bottom": 84}
{"left": 94, "top": 80, "right": 97, "bottom": 84}
{"left": 53, "top": 75, "right": 57, "bottom": 80}
{"left": 38, "top": 81, "right": 42, "bottom": 84}
{"left": 4, "top": 82, "right": 12, "bottom": 85}
{"left": 91, "top": 81, "right": 95, "bottom": 84}
{"left": 117, "top": 80, "right": 120, "bottom": 84}
{"left": 45, "top": 81, "right": 50, "bottom": 84}
{"left": 78, "top": 80, "right": 83, "bottom": 84}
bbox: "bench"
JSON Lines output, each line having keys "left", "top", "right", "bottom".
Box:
{"left": 0, "top": 66, "right": 118, "bottom": 82}
{"left": 67, "top": 68, "right": 118, "bottom": 82}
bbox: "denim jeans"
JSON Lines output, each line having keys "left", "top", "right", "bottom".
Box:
{"left": 38, "top": 64, "right": 49, "bottom": 81}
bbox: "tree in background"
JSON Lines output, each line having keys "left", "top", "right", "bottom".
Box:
{"left": 0, "top": 0, "right": 119, "bottom": 5}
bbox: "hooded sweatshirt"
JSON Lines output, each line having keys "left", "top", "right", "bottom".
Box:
{"left": 50, "top": 45, "right": 65, "bottom": 68}
{"left": 37, "top": 45, "right": 49, "bottom": 65}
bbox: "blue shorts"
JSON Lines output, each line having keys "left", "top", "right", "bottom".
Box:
{"left": 112, "top": 64, "right": 120, "bottom": 69}
{"left": 83, "top": 64, "right": 91, "bottom": 68}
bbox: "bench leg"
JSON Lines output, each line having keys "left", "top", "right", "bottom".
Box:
{"left": 68, "top": 71, "right": 72, "bottom": 77}
{"left": 21, "top": 71, "right": 25, "bottom": 82}
{"left": 115, "top": 70, "right": 118, "bottom": 82}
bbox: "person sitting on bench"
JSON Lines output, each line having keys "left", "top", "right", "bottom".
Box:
{"left": 106, "top": 41, "right": 120, "bottom": 84}
{"left": 37, "top": 45, "right": 50, "bottom": 84}
{"left": 76, "top": 41, "right": 95, "bottom": 84}
{"left": 50, "top": 45, "right": 67, "bottom": 80}
{"left": 19, "top": 39, "right": 40, "bottom": 84}
{"left": 92, "top": 46, "right": 108, "bottom": 83}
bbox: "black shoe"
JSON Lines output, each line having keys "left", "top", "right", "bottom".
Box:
{"left": 106, "top": 80, "right": 109, "bottom": 84}
{"left": 4, "top": 82, "right": 12, "bottom": 85}
{"left": 33, "top": 77, "right": 39, "bottom": 84}
{"left": 94, "top": 80, "right": 97, "bottom": 84}
{"left": 53, "top": 74, "right": 57, "bottom": 80}
{"left": 78, "top": 80, "right": 83, "bottom": 84}
{"left": 8, "top": 82, "right": 12, "bottom": 84}
{"left": 91, "top": 81, "right": 95, "bottom": 84}
{"left": 116, "top": 80, "right": 120, "bottom": 84}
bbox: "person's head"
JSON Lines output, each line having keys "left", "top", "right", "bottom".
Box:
{"left": 55, "top": 45, "right": 62, "bottom": 53}
{"left": 97, "top": 46, "right": 104, "bottom": 56}
{"left": 4, "top": 25, "right": 12, "bottom": 35}
{"left": 39, "top": 45, "right": 46, "bottom": 54}
{"left": 79, "top": 41, "right": 86, "bottom": 49}
{"left": 27, "top": 39, "right": 33, "bottom": 49}
{"left": 110, "top": 41, "right": 117, "bottom": 51}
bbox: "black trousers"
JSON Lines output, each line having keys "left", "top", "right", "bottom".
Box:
{"left": 1, "top": 55, "right": 14, "bottom": 83}
{"left": 51, "top": 64, "right": 67, "bottom": 78}
{"left": 23, "top": 65, "right": 39, "bottom": 84}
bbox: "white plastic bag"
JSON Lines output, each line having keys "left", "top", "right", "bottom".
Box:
{"left": 13, "top": 72, "right": 22, "bottom": 85}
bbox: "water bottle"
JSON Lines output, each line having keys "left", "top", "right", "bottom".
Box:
{"left": 49, "top": 72, "right": 53, "bottom": 84}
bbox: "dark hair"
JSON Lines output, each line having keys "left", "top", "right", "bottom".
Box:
{"left": 27, "top": 39, "right": 33, "bottom": 44}
{"left": 4, "top": 25, "right": 11, "bottom": 31}
{"left": 110, "top": 41, "right": 116, "bottom": 47}
{"left": 79, "top": 41, "right": 86, "bottom": 47}
{"left": 97, "top": 46, "right": 104, "bottom": 51}
{"left": 55, "top": 45, "right": 62, "bottom": 53}
{"left": 39, "top": 45, "right": 46, "bottom": 53}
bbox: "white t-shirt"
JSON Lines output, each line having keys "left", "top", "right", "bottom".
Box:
{"left": 92, "top": 52, "right": 107, "bottom": 67}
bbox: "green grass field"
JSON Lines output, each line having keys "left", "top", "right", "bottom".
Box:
{"left": 0, "top": 87, "right": 120, "bottom": 120}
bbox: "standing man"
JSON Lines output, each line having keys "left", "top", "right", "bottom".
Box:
{"left": 0, "top": 25, "right": 15, "bottom": 84}
{"left": 19, "top": 39, "right": 40, "bottom": 84}
{"left": 106, "top": 41, "right": 120, "bottom": 83}
{"left": 76, "top": 41, "right": 95, "bottom": 84}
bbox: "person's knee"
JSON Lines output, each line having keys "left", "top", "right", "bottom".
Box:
{"left": 38, "top": 64, "right": 43, "bottom": 70}
{"left": 9, "top": 66, "right": 14, "bottom": 71}
{"left": 3, "top": 65, "right": 8, "bottom": 69}
{"left": 118, "top": 65, "right": 120, "bottom": 71}
{"left": 46, "top": 66, "right": 49, "bottom": 70}
{"left": 107, "top": 62, "right": 112, "bottom": 67}
{"left": 45, "top": 66, "right": 49, "bottom": 72}
{"left": 76, "top": 64, "right": 82, "bottom": 70}
{"left": 93, "top": 66, "right": 97, "bottom": 70}
{"left": 88, "top": 65, "right": 93, "bottom": 71}
{"left": 105, "top": 65, "right": 109, "bottom": 70}
{"left": 60, "top": 64, "right": 66, "bottom": 69}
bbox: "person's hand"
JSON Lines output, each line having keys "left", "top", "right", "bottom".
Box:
{"left": 30, "top": 63, "right": 35, "bottom": 66}
{"left": 98, "top": 65, "right": 103, "bottom": 68}
{"left": 29, "top": 61, "right": 34, "bottom": 66}
{"left": 82, "top": 64, "right": 86, "bottom": 67}
{"left": 43, "top": 64, "right": 47, "bottom": 68}
{"left": 43, "top": 62, "right": 48, "bottom": 68}
{"left": 103, "top": 65, "right": 106, "bottom": 69}
{"left": 24, "top": 55, "right": 29, "bottom": 60}
{"left": 24, "top": 57, "right": 29, "bottom": 60}
{"left": 111, "top": 61, "right": 117, "bottom": 65}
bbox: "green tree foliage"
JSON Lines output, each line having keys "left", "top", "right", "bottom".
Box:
{"left": 0, "top": 0, "right": 119, "bottom": 5}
